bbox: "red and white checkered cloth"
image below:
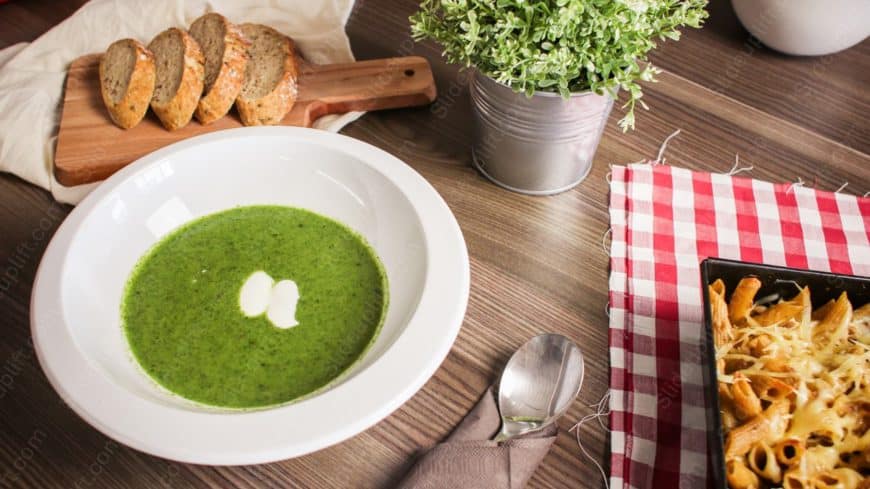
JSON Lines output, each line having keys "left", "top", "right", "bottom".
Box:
{"left": 607, "top": 163, "right": 870, "bottom": 489}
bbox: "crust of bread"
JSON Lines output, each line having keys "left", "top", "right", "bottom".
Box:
{"left": 99, "top": 39, "right": 155, "bottom": 129}
{"left": 191, "top": 14, "right": 250, "bottom": 125}
{"left": 236, "top": 24, "right": 299, "bottom": 126}
{"left": 149, "top": 28, "right": 205, "bottom": 131}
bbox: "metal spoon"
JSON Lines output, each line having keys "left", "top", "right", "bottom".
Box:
{"left": 493, "top": 333, "right": 585, "bottom": 442}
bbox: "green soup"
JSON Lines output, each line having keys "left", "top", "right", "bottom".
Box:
{"left": 122, "top": 205, "right": 388, "bottom": 408}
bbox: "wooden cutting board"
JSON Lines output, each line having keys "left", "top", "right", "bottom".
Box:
{"left": 54, "top": 54, "right": 437, "bottom": 186}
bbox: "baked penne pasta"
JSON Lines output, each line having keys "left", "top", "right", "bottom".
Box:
{"left": 795, "top": 286, "right": 812, "bottom": 333}
{"left": 709, "top": 277, "right": 869, "bottom": 489}
{"left": 726, "top": 459, "right": 760, "bottom": 489}
{"left": 711, "top": 278, "right": 726, "bottom": 296}
{"left": 729, "top": 277, "right": 762, "bottom": 325}
{"left": 719, "top": 383, "right": 740, "bottom": 431}
{"left": 813, "top": 292, "right": 852, "bottom": 347}
{"left": 748, "top": 373, "right": 794, "bottom": 402}
{"left": 747, "top": 442, "right": 782, "bottom": 483}
{"left": 710, "top": 280, "right": 734, "bottom": 347}
{"left": 732, "top": 373, "right": 763, "bottom": 420}
{"left": 812, "top": 299, "right": 836, "bottom": 321}
{"left": 751, "top": 299, "right": 804, "bottom": 327}
{"left": 725, "top": 399, "right": 789, "bottom": 458}
{"left": 811, "top": 467, "right": 864, "bottom": 489}
{"left": 773, "top": 438, "right": 804, "bottom": 467}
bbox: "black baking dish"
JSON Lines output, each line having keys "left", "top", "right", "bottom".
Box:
{"left": 700, "top": 258, "right": 870, "bottom": 489}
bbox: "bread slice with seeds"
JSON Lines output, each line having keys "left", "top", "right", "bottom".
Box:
{"left": 189, "top": 13, "right": 249, "bottom": 125}
{"left": 148, "top": 28, "right": 205, "bottom": 131}
{"left": 99, "top": 39, "right": 155, "bottom": 129}
{"left": 236, "top": 24, "right": 299, "bottom": 126}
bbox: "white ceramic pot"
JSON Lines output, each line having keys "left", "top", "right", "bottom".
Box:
{"left": 731, "top": 0, "right": 870, "bottom": 56}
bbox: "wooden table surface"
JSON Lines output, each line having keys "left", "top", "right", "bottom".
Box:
{"left": 0, "top": 1, "right": 867, "bottom": 488}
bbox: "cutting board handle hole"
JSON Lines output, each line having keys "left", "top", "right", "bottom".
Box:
{"left": 404, "top": 69, "right": 415, "bottom": 77}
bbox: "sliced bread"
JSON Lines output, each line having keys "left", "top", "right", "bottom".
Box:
{"left": 236, "top": 24, "right": 299, "bottom": 126}
{"left": 99, "top": 39, "right": 155, "bottom": 129}
{"left": 189, "top": 13, "right": 249, "bottom": 125}
{"left": 148, "top": 28, "right": 205, "bottom": 131}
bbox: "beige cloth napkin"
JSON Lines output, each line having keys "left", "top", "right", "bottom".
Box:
{"left": 0, "top": 0, "right": 363, "bottom": 205}
{"left": 397, "top": 389, "right": 558, "bottom": 489}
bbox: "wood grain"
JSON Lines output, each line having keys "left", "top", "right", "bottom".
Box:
{"left": 55, "top": 54, "right": 435, "bottom": 185}
{"left": 650, "top": 0, "right": 870, "bottom": 155}
{"left": 0, "top": 0, "right": 868, "bottom": 488}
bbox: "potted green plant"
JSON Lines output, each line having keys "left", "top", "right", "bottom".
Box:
{"left": 411, "top": 0, "right": 708, "bottom": 195}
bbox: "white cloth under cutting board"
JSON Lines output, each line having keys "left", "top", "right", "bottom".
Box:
{"left": 0, "top": 0, "right": 363, "bottom": 204}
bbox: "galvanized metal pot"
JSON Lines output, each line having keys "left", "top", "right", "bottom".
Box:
{"left": 469, "top": 71, "right": 613, "bottom": 195}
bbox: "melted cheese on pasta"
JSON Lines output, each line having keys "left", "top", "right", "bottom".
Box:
{"left": 713, "top": 283, "right": 870, "bottom": 489}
